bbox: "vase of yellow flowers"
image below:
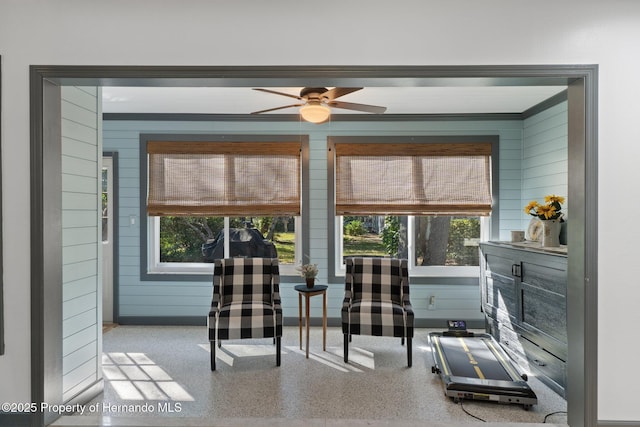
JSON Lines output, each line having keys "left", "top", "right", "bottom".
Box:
{"left": 297, "top": 263, "right": 319, "bottom": 288}
{"left": 524, "top": 195, "right": 565, "bottom": 247}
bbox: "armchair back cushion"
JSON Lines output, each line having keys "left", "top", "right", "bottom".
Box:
{"left": 349, "top": 258, "right": 404, "bottom": 304}
{"left": 217, "top": 257, "right": 276, "bottom": 306}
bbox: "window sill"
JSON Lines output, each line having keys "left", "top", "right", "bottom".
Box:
{"left": 143, "top": 262, "right": 299, "bottom": 281}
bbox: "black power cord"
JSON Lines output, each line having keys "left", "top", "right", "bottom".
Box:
{"left": 459, "top": 399, "right": 568, "bottom": 424}
{"left": 459, "top": 399, "right": 486, "bottom": 422}
{"left": 543, "top": 410, "right": 568, "bottom": 423}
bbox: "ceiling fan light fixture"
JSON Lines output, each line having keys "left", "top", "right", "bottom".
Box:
{"left": 299, "top": 102, "right": 331, "bottom": 124}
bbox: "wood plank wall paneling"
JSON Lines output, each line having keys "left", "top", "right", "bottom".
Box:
{"left": 61, "top": 86, "right": 101, "bottom": 403}
{"left": 103, "top": 119, "right": 528, "bottom": 323}
{"left": 521, "top": 101, "right": 569, "bottom": 231}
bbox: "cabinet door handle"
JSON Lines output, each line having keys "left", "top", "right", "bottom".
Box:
{"left": 533, "top": 359, "right": 546, "bottom": 367}
{"left": 512, "top": 264, "right": 521, "bottom": 277}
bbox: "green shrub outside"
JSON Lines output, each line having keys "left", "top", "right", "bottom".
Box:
{"left": 381, "top": 216, "right": 400, "bottom": 256}
{"left": 344, "top": 219, "right": 366, "bottom": 236}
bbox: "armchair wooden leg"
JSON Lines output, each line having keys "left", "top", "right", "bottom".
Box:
{"left": 407, "top": 337, "right": 412, "bottom": 367}
{"left": 210, "top": 341, "right": 216, "bottom": 371}
{"left": 344, "top": 334, "right": 349, "bottom": 363}
{"left": 276, "top": 337, "right": 281, "bottom": 367}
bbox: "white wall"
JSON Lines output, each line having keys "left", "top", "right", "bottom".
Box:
{"left": 1, "top": 0, "right": 638, "bottom": 421}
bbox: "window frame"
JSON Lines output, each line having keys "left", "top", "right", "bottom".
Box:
{"left": 140, "top": 133, "right": 310, "bottom": 282}
{"left": 334, "top": 215, "right": 490, "bottom": 278}
{"left": 327, "top": 135, "right": 500, "bottom": 283}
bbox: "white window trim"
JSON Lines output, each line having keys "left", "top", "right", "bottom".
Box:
{"left": 334, "top": 215, "right": 489, "bottom": 278}
{"left": 147, "top": 216, "right": 302, "bottom": 276}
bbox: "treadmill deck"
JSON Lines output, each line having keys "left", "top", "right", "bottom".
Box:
{"left": 430, "top": 332, "right": 537, "bottom": 409}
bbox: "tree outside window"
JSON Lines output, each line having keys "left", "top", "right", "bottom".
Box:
{"left": 343, "top": 215, "right": 480, "bottom": 267}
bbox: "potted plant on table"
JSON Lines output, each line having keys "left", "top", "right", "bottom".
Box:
{"left": 297, "top": 263, "right": 319, "bottom": 288}
{"left": 524, "top": 194, "right": 565, "bottom": 247}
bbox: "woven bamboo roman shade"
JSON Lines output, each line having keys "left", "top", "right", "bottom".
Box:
{"left": 335, "top": 142, "right": 492, "bottom": 216}
{"left": 147, "top": 141, "right": 301, "bottom": 216}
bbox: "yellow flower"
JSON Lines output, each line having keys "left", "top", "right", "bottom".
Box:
{"left": 537, "top": 204, "right": 557, "bottom": 220}
{"left": 545, "top": 195, "right": 565, "bottom": 205}
{"left": 524, "top": 201, "right": 539, "bottom": 214}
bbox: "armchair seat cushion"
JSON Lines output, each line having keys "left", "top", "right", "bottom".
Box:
{"left": 346, "top": 300, "right": 407, "bottom": 337}
{"left": 216, "top": 302, "right": 279, "bottom": 340}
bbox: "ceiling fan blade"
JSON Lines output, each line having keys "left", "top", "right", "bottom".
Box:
{"left": 253, "top": 88, "right": 302, "bottom": 100}
{"left": 322, "top": 87, "right": 363, "bottom": 100}
{"left": 328, "top": 100, "right": 387, "bottom": 114}
{"left": 251, "top": 104, "right": 303, "bottom": 114}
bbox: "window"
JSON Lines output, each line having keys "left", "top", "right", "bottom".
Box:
{"left": 338, "top": 215, "right": 487, "bottom": 277}
{"left": 330, "top": 136, "right": 497, "bottom": 278}
{"left": 147, "top": 215, "right": 301, "bottom": 275}
{"left": 141, "top": 135, "right": 309, "bottom": 278}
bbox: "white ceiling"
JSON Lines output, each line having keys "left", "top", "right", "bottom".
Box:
{"left": 101, "top": 86, "right": 567, "bottom": 115}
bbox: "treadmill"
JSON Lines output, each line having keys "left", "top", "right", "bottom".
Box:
{"left": 430, "top": 320, "right": 537, "bottom": 409}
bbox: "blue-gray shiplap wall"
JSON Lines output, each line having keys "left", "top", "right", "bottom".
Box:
{"left": 61, "top": 87, "right": 102, "bottom": 402}
{"left": 103, "top": 118, "right": 528, "bottom": 326}
{"left": 521, "top": 101, "right": 569, "bottom": 231}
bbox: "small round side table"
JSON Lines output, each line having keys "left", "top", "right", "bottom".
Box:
{"left": 294, "top": 284, "right": 328, "bottom": 359}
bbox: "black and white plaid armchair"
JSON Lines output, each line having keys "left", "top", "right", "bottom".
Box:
{"left": 208, "top": 257, "right": 282, "bottom": 370}
{"left": 342, "top": 257, "right": 414, "bottom": 367}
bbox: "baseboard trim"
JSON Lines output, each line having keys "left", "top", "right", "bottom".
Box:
{"left": 0, "top": 412, "right": 30, "bottom": 426}
{"left": 118, "top": 316, "right": 207, "bottom": 326}
{"left": 118, "top": 316, "right": 484, "bottom": 330}
{"left": 599, "top": 421, "right": 640, "bottom": 427}
{"left": 65, "top": 378, "right": 104, "bottom": 408}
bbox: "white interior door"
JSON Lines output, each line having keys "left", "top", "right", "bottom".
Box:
{"left": 102, "top": 157, "right": 114, "bottom": 323}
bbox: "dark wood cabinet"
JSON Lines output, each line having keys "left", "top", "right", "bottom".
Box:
{"left": 479, "top": 241, "right": 567, "bottom": 397}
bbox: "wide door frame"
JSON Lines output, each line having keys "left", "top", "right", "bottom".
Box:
{"left": 29, "top": 65, "right": 598, "bottom": 427}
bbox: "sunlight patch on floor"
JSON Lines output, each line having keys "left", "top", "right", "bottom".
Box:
{"left": 103, "top": 352, "right": 194, "bottom": 402}
{"left": 196, "top": 341, "right": 431, "bottom": 373}
{"left": 286, "top": 346, "right": 364, "bottom": 373}
{"left": 221, "top": 344, "right": 279, "bottom": 357}
{"left": 198, "top": 343, "right": 289, "bottom": 367}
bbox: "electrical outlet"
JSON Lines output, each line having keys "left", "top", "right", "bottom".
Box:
{"left": 428, "top": 295, "right": 436, "bottom": 310}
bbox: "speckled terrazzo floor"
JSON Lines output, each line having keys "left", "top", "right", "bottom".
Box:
{"left": 52, "top": 326, "right": 568, "bottom": 427}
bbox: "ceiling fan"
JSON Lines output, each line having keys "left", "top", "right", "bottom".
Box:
{"left": 251, "top": 87, "right": 387, "bottom": 123}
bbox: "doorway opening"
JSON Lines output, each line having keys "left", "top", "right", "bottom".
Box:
{"left": 30, "top": 65, "right": 597, "bottom": 427}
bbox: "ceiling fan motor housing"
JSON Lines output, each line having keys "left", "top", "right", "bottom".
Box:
{"left": 300, "top": 87, "right": 329, "bottom": 100}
